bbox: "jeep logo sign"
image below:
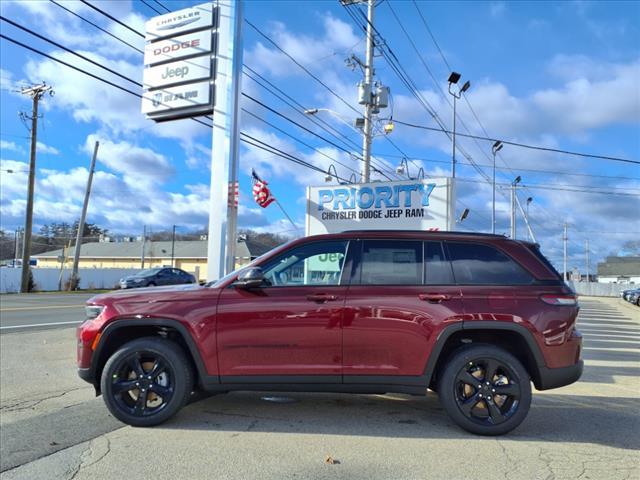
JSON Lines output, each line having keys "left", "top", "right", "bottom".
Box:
{"left": 306, "top": 178, "right": 455, "bottom": 235}
{"left": 144, "top": 30, "right": 214, "bottom": 66}
{"left": 143, "top": 55, "right": 211, "bottom": 89}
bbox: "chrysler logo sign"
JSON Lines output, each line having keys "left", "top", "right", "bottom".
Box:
{"left": 155, "top": 13, "right": 201, "bottom": 31}
{"left": 145, "top": 3, "right": 215, "bottom": 40}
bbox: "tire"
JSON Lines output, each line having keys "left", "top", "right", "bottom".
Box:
{"left": 100, "top": 337, "right": 193, "bottom": 427}
{"left": 437, "top": 344, "right": 532, "bottom": 436}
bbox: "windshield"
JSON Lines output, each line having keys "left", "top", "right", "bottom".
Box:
{"left": 134, "top": 268, "right": 162, "bottom": 277}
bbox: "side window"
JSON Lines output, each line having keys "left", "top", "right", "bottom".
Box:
{"left": 262, "top": 241, "right": 348, "bottom": 287}
{"left": 359, "top": 240, "right": 422, "bottom": 285}
{"left": 447, "top": 242, "right": 535, "bottom": 285}
{"left": 425, "top": 241, "right": 454, "bottom": 285}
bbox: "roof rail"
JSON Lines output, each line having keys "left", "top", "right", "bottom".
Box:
{"left": 340, "top": 230, "right": 507, "bottom": 238}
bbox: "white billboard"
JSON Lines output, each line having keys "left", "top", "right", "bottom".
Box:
{"left": 143, "top": 55, "right": 212, "bottom": 90}
{"left": 306, "top": 178, "right": 455, "bottom": 236}
{"left": 144, "top": 30, "right": 215, "bottom": 66}
{"left": 145, "top": 3, "right": 215, "bottom": 40}
{"left": 141, "top": 81, "right": 212, "bottom": 115}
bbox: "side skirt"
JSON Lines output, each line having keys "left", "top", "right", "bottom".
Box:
{"left": 200, "top": 375, "right": 429, "bottom": 396}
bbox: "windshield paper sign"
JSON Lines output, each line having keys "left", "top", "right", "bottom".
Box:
{"left": 306, "top": 178, "right": 453, "bottom": 235}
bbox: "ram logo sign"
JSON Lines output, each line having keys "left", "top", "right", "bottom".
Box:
{"left": 306, "top": 178, "right": 455, "bottom": 235}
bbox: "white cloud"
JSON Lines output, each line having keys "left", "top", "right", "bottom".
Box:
{"left": 0, "top": 140, "right": 25, "bottom": 154}
{"left": 36, "top": 142, "right": 59, "bottom": 155}
{"left": 84, "top": 134, "right": 174, "bottom": 186}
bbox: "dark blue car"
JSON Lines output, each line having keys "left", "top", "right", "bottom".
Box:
{"left": 119, "top": 268, "right": 196, "bottom": 289}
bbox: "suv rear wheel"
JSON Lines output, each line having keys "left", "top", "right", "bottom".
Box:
{"left": 437, "top": 344, "right": 532, "bottom": 435}
{"left": 100, "top": 337, "right": 193, "bottom": 427}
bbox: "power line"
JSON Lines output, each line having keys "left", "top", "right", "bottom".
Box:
{"left": 79, "top": 0, "right": 145, "bottom": 38}
{"left": 140, "top": 0, "right": 163, "bottom": 15}
{"left": 1, "top": 15, "right": 142, "bottom": 88}
{"left": 49, "top": 0, "right": 144, "bottom": 54}
{"left": 391, "top": 119, "right": 639, "bottom": 165}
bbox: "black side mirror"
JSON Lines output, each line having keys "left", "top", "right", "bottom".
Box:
{"left": 235, "top": 267, "right": 265, "bottom": 289}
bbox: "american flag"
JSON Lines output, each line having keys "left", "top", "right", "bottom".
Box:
{"left": 252, "top": 169, "right": 275, "bottom": 208}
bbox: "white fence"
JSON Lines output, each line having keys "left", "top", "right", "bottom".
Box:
{"left": 568, "top": 281, "right": 633, "bottom": 298}
{"left": 0, "top": 267, "right": 143, "bottom": 293}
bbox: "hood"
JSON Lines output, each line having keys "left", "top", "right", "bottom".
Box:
{"left": 89, "top": 283, "right": 206, "bottom": 305}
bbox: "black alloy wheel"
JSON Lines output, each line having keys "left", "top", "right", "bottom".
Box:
{"left": 438, "top": 345, "right": 532, "bottom": 435}
{"left": 101, "top": 337, "right": 193, "bottom": 427}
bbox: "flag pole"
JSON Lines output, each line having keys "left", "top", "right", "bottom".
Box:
{"left": 274, "top": 198, "right": 300, "bottom": 233}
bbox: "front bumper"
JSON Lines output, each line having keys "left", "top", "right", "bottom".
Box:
{"left": 536, "top": 360, "right": 584, "bottom": 390}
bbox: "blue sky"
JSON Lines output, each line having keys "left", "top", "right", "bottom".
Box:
{"left": 1, "top": 0, "right": 639, "bottom": 272}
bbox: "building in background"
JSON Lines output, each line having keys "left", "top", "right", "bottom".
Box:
{"left": 33, "top": 238, "right": 274, "bottom": 281}
{"left": 597, "top": 256, "right": 640, "bottom": 284}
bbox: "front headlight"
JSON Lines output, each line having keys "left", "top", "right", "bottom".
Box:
{"left": 85, "top": 305, "right": 105, "bottom": 319}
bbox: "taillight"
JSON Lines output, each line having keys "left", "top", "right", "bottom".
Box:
{"left": 540, "top": 295, "right": 578, "bottom": 306}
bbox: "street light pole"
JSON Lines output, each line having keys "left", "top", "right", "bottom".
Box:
{"left": 510, "top": 176, "right": 521, "bottom": 239}
{"left": 447, "top": 72, "right": 470, "bottom": 179}
{"left": 491, "top": 141, "right": 503, "bottom": 234}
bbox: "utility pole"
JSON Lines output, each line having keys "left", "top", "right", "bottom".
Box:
{"left": 563, "top": 222, "right": 568, "bottom": 282}
{"left": 20, "top": 83, "right": 53, "bottom": 293}
{"left": 140, "top": 225, "right": 146, "bottom": 269}
{"left": 585, "top": 239, "right": 590, "bottom": 283}
{"left": 70, "top": 141, "right": 99, "bottom": 288}
{"left": 170, "top": 225, "right": 176, "bottom": 268}
{"left": 360, "top": 0, "right": 375, "bottom": 183}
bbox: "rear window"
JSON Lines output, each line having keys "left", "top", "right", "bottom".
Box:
{"left": 359, "top": 240, "right": 422, "bottom": 285}
{"left": 447, "top": 242, "right": 535, "bottom": 285}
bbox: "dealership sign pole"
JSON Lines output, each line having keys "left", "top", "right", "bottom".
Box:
{"left": 142, "top": 1, "right": 243, "bottom": 280}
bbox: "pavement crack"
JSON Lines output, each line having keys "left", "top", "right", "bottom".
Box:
{"left": 66, "top": 437, "right": 111, "bottom": 480}
{"left": 1, "top": 387, "right": 88, "bottom": 413}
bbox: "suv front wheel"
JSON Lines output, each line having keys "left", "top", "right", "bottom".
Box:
{"left": 437, "top": 344, "right": 532, "bottom": 436}
{"left": 100, "top": 337, "right": 193, "bottom": 427}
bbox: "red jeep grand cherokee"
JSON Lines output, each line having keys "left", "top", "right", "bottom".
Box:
{"left": 77, "top": 231, "right": 582, "bottom": 435}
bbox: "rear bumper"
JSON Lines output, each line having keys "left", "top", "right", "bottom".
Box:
{"left": 536, "top": 360, "right": 583, "bottom": 390}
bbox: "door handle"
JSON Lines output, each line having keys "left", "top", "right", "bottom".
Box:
{"left": 418, "top": 293, "right": 451, "bottom": 303}
{"left": 306, "top": 294, "right": 339, "bottom": 302}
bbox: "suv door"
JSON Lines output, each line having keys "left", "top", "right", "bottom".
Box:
{"left": 216, "top": 240, "right": 352, "bottom": 380}
{"left": 343, "top": 239, "right": 464, "bottom": 379}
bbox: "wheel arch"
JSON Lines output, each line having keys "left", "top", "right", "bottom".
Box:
{"left": 425, "top": 322, "right": 546, "bottom": 390}
{"left": 92, "top": 318, "right": 212, "bottom": 394}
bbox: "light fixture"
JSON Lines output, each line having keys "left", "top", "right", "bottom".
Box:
{"left": 304, "top": 108, "right": 319, "bottom": 115}
{"left": 514, "top": 175, "right": 521, "bottom": 185}
{"left": 396, "top": 158, "right": 409, "bottom": 177}
{"left": 492, "top": 140, "right": 503, "bottom": 153}
{"left": 383, "top": 121, "right": 394, "bottom": 134}
{"left": 448, "top": 72, "right": 461, "bottom": 84}
{"left": 459, "top": 208, "right": 470, "bottom": 222}
{"left": 460, "top": 80, "right": 471, "bottom": 93}
{"left": 325, "top": 164, "right": 338, "bottom": 183}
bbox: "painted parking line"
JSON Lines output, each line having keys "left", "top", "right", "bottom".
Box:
{"left": 0, "top": 320, "right": 84, "bottom": 331}
{"left": 0, "top": 305, "right": 84, "bottom": 312}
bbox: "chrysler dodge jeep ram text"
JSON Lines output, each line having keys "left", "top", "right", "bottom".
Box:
{"left": 77, "top": 231, "right": 583, "bottom": 435}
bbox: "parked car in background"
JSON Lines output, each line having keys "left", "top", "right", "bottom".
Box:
{"left": 79, "top": 231, "right": 583, "bottom": 436}
{"left": 627, "top": 289, "right": 640, "bottom": 306}
{"left": 622, "top": 288, "right": 639, "bottom": 303}
{"left": 119, "top": 268, "right": 196, "bottom": 289}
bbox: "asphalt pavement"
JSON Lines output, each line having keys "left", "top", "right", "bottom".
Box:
{"left": 0, "top": 293, "right": 96, "bottom": 332}
{"left": 0, "top": 296, "right": 638, "bottom": 480}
